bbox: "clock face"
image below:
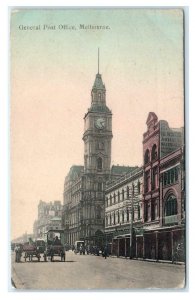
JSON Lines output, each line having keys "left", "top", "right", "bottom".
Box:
{"left": 95, "top": 117, "right": 106, "bottom": 129}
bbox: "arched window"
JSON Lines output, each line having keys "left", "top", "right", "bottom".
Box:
{"left": 98, "top": 182, "right": 102, "bottom": 191}
{"left": 152, "top": 144, "right": 158, "bottom": 160}
{"left": 165, "top": 194, "right": 177, "bottom": 216}
{"left": 97, "top": 157, "right": 103, "bottom": 170}
{"left": 144, "top": 149, "right": 150, "bottom": 164}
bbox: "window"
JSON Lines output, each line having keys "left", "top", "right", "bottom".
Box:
{"left": 122, "top": 211, "right": 124, "bottom": 223}
{"left": 127, "top": 186, "right": 129, "bottom": 198}
{"left": 113, "top": 213, "right": 116, "bottom": 225}
{"left": 144, "top": 202, "right": 148, "bottom": 222}
{"left": 144, "top": 149, "right": 150, "bottom": 164}
{"left": 109, "top": 214, "right": 112, "bottom": 225}
{"left": 118, "top": 191, "right": 120, "bottom": 202}
{"left": 126, "top": 209, "right": 129, "bottom": 222}
{"left": 151, "top": 201, "right": 155, "bottom": 221}
{"left": 132, "top": 208, "right": 134, "bottom": 221}
{"left": 163, "top": 167, "right": 179, "bottom": 186}
{"left": 117, "top": 211, "right": 120, "bottom": 223}
{"left": 113, "top": 193, "right": 116, "bottom": 204}
{"left": 137, "top": 206, "right": 140, "bottom": 219}
{"left": 98, "top": 182, "right": 102, "bottom": 191}
{"left": 145, "top": 171, "right": 150, "bottom": 193}
{"left": 170, "top": 169, "right": 174, "bottom": 183}
{"left": 137, "top": 181, "right": 141, "bottom": 194}
{"left": 97, "top": 157, "right": 103, "bottom": 170}
{"left": 175, "top": 168, "right": 179, "bottom": 181}
{"left": 122, "top": 189, "right": 125, "bottom": 200}
{"left": 165, "top": 195, "right": 177, "bottom": 216}
{"left": 164, "top": 173, "right": 168, "bottom": 186}
{"left": 132, "top": 184, "right": 134, "bottom": 196}
{"left": 98, "top": 92, "right": 101, "bottom": 100}
{"left": 152, "top": 144, "right": 158, "bottom": 160}
{"left": 152, "top": 167, "right": 158, "bottom": 190}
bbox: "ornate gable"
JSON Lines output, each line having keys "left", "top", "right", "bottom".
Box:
{"left": 146, "top": 112, "right": 158, "bottom": 126}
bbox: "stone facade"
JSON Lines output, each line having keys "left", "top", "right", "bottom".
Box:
{"left": 63, "top": 71, "right": 113, "bottom": 245}
{"left": 105, "top": 167, "right": 143, "bottom": 240}
{"left": 33, "top": 200, "right": 63, "bottom": 239}
{"left": 62, "top": 166, "right": 83, "bottom": 245}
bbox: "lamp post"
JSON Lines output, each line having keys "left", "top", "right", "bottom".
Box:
{"left": 129, "top": 193, "right": 134, "bottom": 259}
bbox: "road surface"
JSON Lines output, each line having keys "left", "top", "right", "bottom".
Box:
{"left": 11, "top": 250, "right": 185, "bottom": 290}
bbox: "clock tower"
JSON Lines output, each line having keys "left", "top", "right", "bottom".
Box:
{"left": 81, "top": 58, "right": 113, "bottom": 242}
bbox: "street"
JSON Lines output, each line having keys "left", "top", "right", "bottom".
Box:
{"left": 11, "top": 250, "right": 185, "bottom": 290}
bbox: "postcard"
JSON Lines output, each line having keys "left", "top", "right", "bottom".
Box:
{"left": 10, "top": 7, "right": 185, "bottom": 290}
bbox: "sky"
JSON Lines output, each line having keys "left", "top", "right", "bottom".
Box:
{"left": 10, "top": 8, "right": 184, "bottom": 240}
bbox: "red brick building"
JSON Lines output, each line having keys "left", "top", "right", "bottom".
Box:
{"left": 143, "top": 112, "right": 184, "bottom": 230}
{"left": 142, "top": 112, "right": 185, "bottom": 262}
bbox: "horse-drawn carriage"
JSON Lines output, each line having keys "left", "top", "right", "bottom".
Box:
{"left": 43, "top": 229, "right": 66, "bottom": 262}
{"left": 23, "top": 242, "right": 41, "bottom": 262}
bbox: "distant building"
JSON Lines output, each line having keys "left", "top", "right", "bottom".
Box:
{"left": 62, "top": 166, "right": 84, "bottom": 244}
{"left": 33, "top": 200, "right": 63, "bottom": 240}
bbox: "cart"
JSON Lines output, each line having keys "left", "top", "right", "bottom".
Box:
{"left": 23, "top": 243, "right": 41, "bottom": 262}
{"left": 43, "top": 229, "right": 66, "bottom": 262}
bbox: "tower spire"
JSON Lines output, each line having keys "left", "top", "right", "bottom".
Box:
{"left": 98, "top": 48, "right": 100, "bottom": 74}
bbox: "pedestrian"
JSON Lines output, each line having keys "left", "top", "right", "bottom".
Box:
{"left": 103, "top": 245, "right": 108, "bottom": 259}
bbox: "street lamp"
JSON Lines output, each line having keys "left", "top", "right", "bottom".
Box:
{"left": 129, "top": 192, "right": 134, "bottom": 259}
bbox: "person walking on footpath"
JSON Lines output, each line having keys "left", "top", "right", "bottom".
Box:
{"left": 103, "top": 245, "right": 108, "bottom": 259}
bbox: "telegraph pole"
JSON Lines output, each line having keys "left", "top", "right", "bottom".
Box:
{"left": 129, "top": 183, "right": 138, "bottom": 259}
{"left": 129, "top": 193, "right": 134, "bottom": 259}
